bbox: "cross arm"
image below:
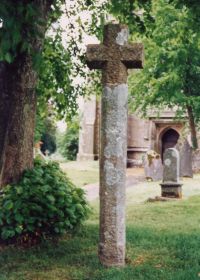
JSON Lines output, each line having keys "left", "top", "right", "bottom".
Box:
{"left": 86, "top": 44, "right": 107, "bottom": 70}
{"left": 120, "top": 43, "right": 144, "bottom": 69}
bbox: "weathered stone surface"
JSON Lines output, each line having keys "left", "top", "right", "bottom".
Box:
{"left": 163, "top": 148, "right": 179, "bottom": 183}
{"left": 144, "top": 150, "right": 163, "bottom": 181}
{"left": 192, "top": 149, "right": 200, "bottom": 173}
{"left": 86, "top": 24, "right": 143, "bottom": 85}
{"left": 160, "top": 148, "right": 182, "bottom": 198}
{"left": 161, "top": 184, "right": 182, "bottom": 198}
{"left": 179, "top": 139, "right": 193, "bottom": 178}
{"left": 99, "top": 84, "right": 127, "bottom": 267}
{"left": 86, "top": 24, "right": 143, "bottom": 267}
{"left": 77, "top": 96, "right": 98, "bottom": 161}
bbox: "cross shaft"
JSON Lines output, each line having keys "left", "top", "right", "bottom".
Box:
{"left": 86, "top": 23, "right": 144, "bottom": 267}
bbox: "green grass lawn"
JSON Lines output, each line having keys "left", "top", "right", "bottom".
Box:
{"left": 1, "top": 190, "right": 200, "bottom": 280}
{"left": 59, "top": 161, "right": 99, "bottom": 188}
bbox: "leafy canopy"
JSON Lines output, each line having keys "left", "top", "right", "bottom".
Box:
{"left": 129, "top": 0, "right": 200, "bottom": 122}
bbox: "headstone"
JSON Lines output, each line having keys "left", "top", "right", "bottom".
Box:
{"left": 144, "top": 150, "right": 163, "bottom": 181}
{"left": 179, "top": 139, "right": 193, "bottom": 177}
{"left": 160, "top": 148, "right": 182, "bottom": 198}
{"left": 86, "top": 24, "right": 143, "bottom": 267}
{"left": 192, "top": 149, "right": 200, "bottom": 173}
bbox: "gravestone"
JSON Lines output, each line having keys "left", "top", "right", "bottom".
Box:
{"left": 86, "top": 24, "right": 143, "bottom": 267}
{"left": 144, "top": 150, "right": 163, "bottom": 181}
{"left": 179, "top": 139, "right": 193, "bottom": 177}
{"left": 160, "top": 148, "right": 182, "bottom": 198}
{"left": 192, "top": 149, "right": 200, "bottom": 173}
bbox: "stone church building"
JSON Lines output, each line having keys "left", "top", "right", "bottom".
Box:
{"left": 77, "top": 95, "right": 186, "bottom": 166}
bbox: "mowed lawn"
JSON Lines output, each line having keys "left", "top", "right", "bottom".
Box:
{"left": 60, "top": 161, "right": 99, "bottom": 188}
{"left": 1, "top": 162, "right": 200, "bottom": 280}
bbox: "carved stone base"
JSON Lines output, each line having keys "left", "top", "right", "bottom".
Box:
{"left": 160, "top": 182, "right": 182, "bottom": 199}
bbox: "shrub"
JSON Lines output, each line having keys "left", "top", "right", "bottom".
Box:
{"left": 41, "top": 133, "right": 57, "bottom": 155}
{"left": 58, "top": 119, "right": 79, "bottom": 160}
{"left": 0, "top": 159, "right": 90, "bottom": 244}
{"left": 35, "top": 109, "right": 57, "bottom": 155}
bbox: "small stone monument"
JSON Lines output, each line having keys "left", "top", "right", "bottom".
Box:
{"left": 177, "top": 139, "right": 193, "bottom": 178}
{"left": 192, "top": 149, "right": 200, "bottom": 173}
{"left": 144, "top": 150, "right": 163, "bottom": 181}
{"left": 160, "top": 148, "right": 182, "bottom": 198}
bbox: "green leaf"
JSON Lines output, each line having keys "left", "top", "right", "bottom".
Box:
{"left": 15, "top": 214, "right": 24, "bottom": 223}
{"left": 47, "top": 195, "right": 55, "bottom": 203}
{"left": 15, "top": 226, "right": 23, "bottom": 234}
{"left": 4, "top": 200, "right": 14, "bottom": 210}
{"left": 4, "top": 52, "right": 12, "bottom": 63}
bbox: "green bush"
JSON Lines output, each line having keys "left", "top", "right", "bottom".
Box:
{"left": 0, "top": 159, "right": 90, "bottom": 244}
{"left": 58, "top": 119, "right": 79, "bottom": 160}
{"left": 41, "top": 133, "right": 57, "bottom": 155}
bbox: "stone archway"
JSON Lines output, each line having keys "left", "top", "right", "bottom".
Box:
{"left": 161, "top": 128, "right": 180, "bottom": 159}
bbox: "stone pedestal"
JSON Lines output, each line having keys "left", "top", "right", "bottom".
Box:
{"left": 160, "top": 182, "right": 182, "bottom": 198}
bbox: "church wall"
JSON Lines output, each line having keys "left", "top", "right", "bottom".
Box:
{"left": 154, "top": 121, "right": 184, "bottom": 155}
{"left": 127, "top": 114, "right": 152, "bottom": 165}
{"left": 77, "top": 96, "right": 193, "bottom": 166}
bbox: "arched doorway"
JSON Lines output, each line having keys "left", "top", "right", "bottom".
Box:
{"left": 161, "top": 128, "right": 180, "bottom": 159}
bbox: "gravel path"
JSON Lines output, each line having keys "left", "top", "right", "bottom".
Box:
{"left": 84, "top": 170, "right": 200, "bottom": 203}
{"left": 84, "top": 170, "right": 145, "bottom": 201}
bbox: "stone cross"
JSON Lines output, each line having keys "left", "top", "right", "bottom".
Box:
{"left": 86, "top": 24, "right": 143, "bottom": 267}
{"left": 160, "top": 148, "right": 182, "bottom": 198}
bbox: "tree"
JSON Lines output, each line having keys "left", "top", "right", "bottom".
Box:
{"left": 37, "top": 34, "right": 74, "bottom": 119}
{"left": 128, "top": 0, "right": 200, "bottom": 149}
{"left": 57, "top": 118, "right": 79, "bottom": 161}
{"left": 35, "top": 109, "right": 57, "bottom": 155}
{"left": 0, "top": 0, "right": 107, "bottom": 187}
{"left": 109, "top": 0, "right": 152, "bottom": 35}
{"left": 0, "top": 0, "right": 58, "bottom": 187}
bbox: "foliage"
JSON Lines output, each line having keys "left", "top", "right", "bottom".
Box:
{"left": 34, "top": 107, "right": 57, "bottom": 155}
{"left": 34, "top": 110, "right": 46, "bottom": 144}
{"left": 36, "top": 34, "right": 76, "bottom": 119}
{"left": 0, "top": 159, "right": 90, "bottom": 243}
{"left": 109, "top": 0, "right": 153, "bottom": 35}
{"left": 0, "top": 0, "right": 64, "bottom": 63}
{"left": 41, "top": 133, "right": 57, "bottom": 155}
{"left": 0, "top": 1, "right": 39, "bottom": 63}
{"left": 56, "top": 0, "right": 107, "bottom": 117}
{"left": 0, "top": 0, "right": 107, "bottom": 121}
{"left": 58, "top": 119, "right": 79, "bottom": 161}
{"left": 129, "top": 0, "right": 200, "bottom": 129}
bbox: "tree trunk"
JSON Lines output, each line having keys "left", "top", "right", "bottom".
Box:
{"left": 0, "top": 0, "right": 53, "bottom": 187}
{"left": 186, "top": 105, "right": 198, "bottom": 150}
{"left": 0, "top": 55, "right": 37, "bottom": 187}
